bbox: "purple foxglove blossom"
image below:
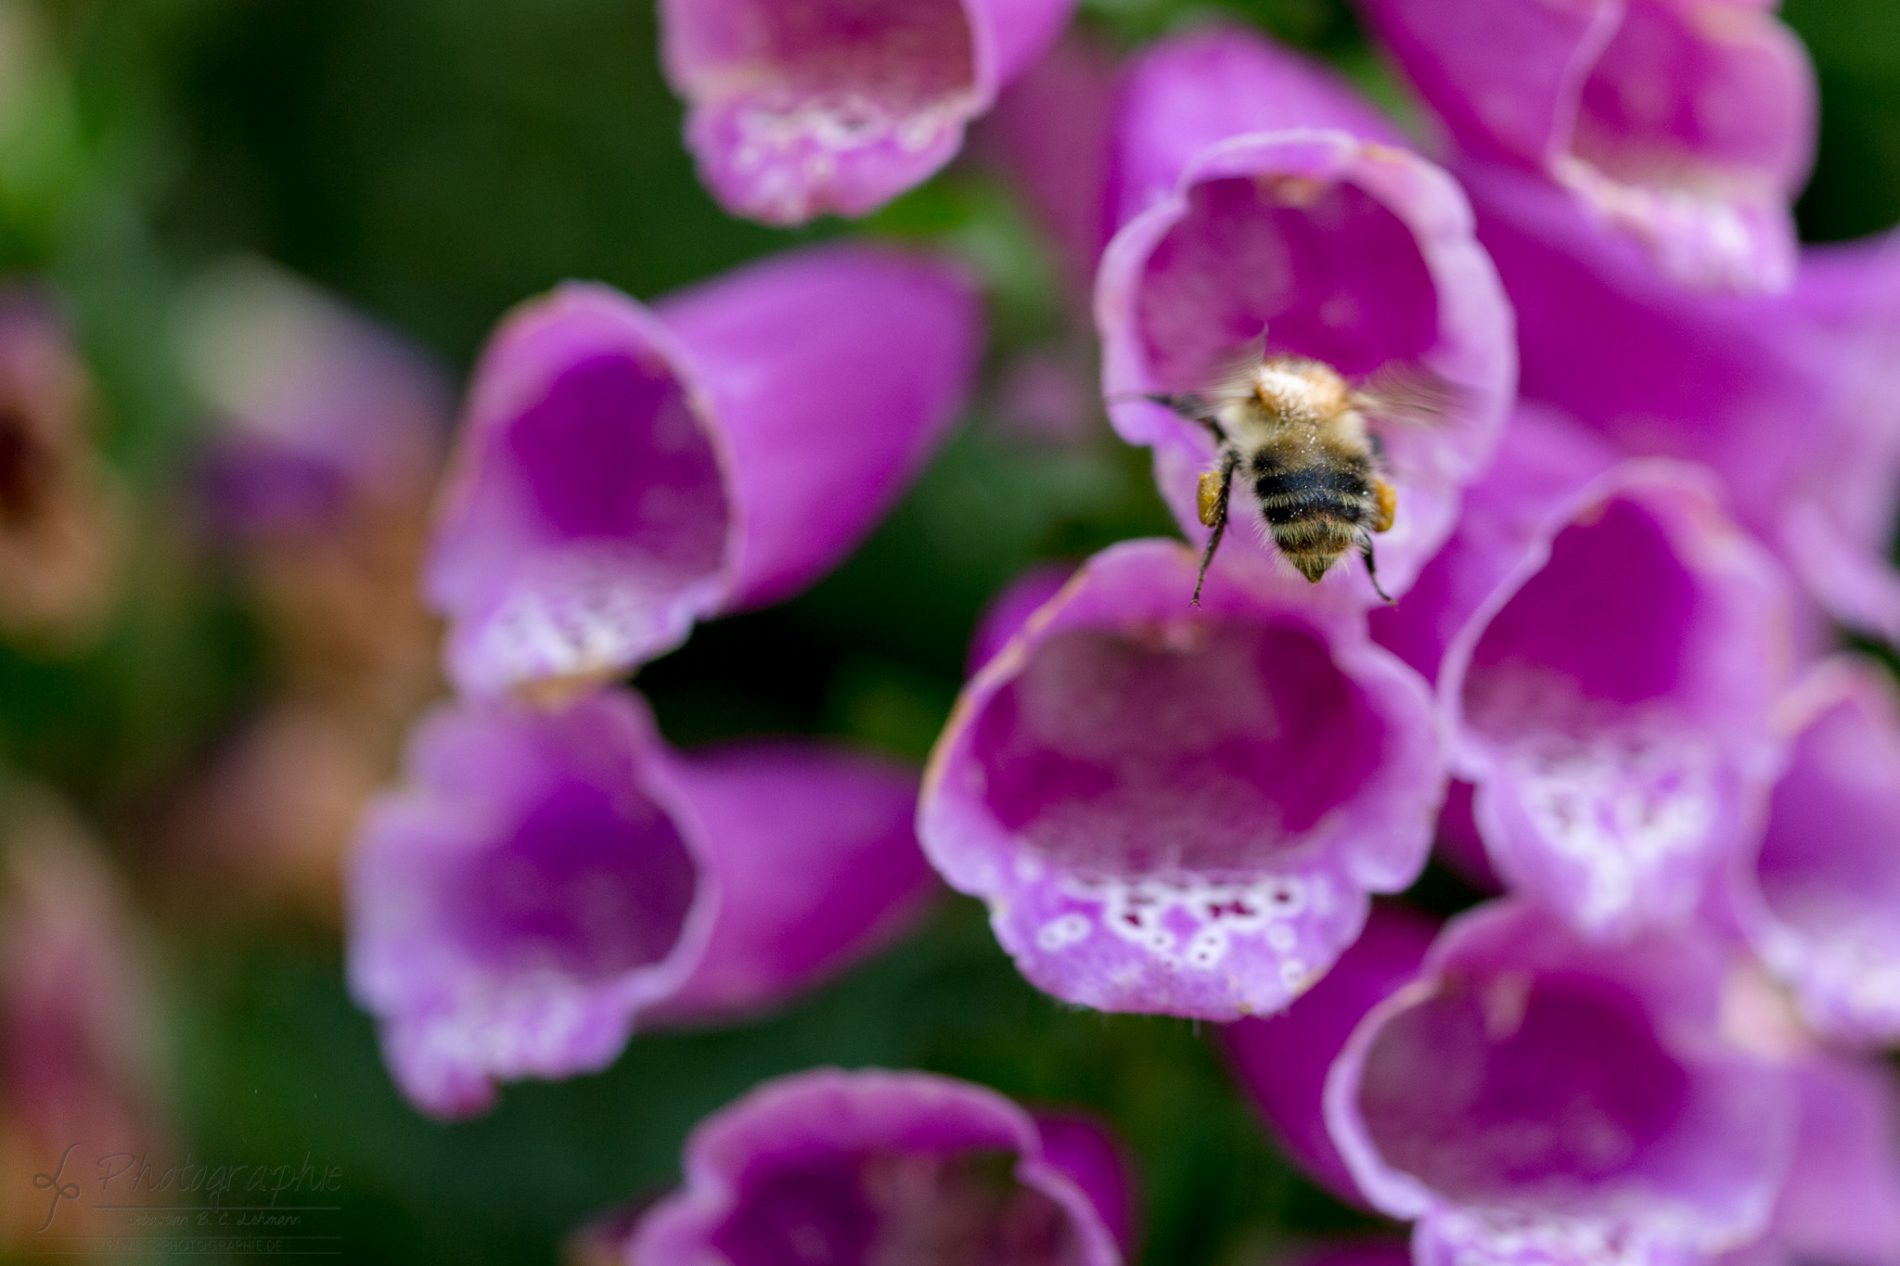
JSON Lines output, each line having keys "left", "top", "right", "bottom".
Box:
{"left": 428, "top": 245, "right": 981, "bottom": 699}
{"left": 1729, "top": 659, "right": 1900, "bottom": 1047}
{"left": 628, "top": 1068, "right": 1127, "bottom": 1266}
{"left": 182, "top": 260, "right": 452, "bottom": 535}
{"left": 920, "top": 540, "right": 1444, "bottom": 1020}
{"left": 1097, "top": 29, "right": 1514, "bottom": 605}
{"left": 1356, "top": 0, "right": 1816, "bottom": 291}
{"left": 1438, "top": 461, "right": 1793, "bottom": 939}
{"left": 346, "top": 689, "right": 935, "bottom": 1118}
{"left": 1327, "top": 900, "right": 1794, "bottom": 1266}
{"left": 658, "top": 0, "right": 1075, "bottom": 226}
{"left": 1222, "top": 903, "right": 1439, "bottom": 1205}
{"left": 1476, "top": 176, "right": 1900, "bottom": 640}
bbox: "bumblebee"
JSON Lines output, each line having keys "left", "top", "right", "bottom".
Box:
{"left": 1143, "top": 351, "right": 1447, "bottom": 605}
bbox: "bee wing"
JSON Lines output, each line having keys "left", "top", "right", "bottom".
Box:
{"left": 1194, "top": 335, "right": 1272, "bottom": 407}
{"left": 1354, "top": 359, "right": 1466, "bottom": 429}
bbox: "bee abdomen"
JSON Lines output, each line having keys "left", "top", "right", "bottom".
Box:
{"left": 1253, "top": 467, "right": 1373, "bottom": 526}
{"left": 1253, "top": 465, "right": 1370, "bottom": 583}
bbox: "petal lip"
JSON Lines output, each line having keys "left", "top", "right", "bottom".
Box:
{"left": 629, "top": 1067, "right": 1125, "bottom": 1266}
{"left": 920, "top": 539, "right": 1444, "bottom": 1021}
{"left": 428, "top": 244, "right": 981, "bottom": 699}
{"left": 347, "top": 690, "right": 937, "bottom": 1118}
{"left": 1436, "top": 459, "right": 1792, "bottom": 940}
{"left": 659, "top": 0, "right": 1075, "bottom": 225}
{"left": 1097, "top": 121, "right": 1514, "bottom": 605}
{"left": 1325, "top": 900, "right": 1794, "bottom": 1261}
{"left": 1728, "top": 658, "right": 1900, "bottom": 1047}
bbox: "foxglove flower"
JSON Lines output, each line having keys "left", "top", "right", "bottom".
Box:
{"left": 0, "top": 287, "right": 120, "bottom": 647}
{"left": 1327, "top": 900, "right": 1793, "bottom": 1266}
{"left": 920, "top": 540, "right": 1443, "bottom": 1020}
{"left": 1476, "top": 175, "right": 1900, "bottom": 641}
{"left": 628, "top": 1068, "right": 1128, "bottom": 1266}
{"left": 1098, "top": 28, "right": 1513, "bottom": 604}
{"left": 1357, "top": 0, "right": 1816, "bottom": 290}
{"left": 1439, "top": 461, "right": 1791, "bottom": 939}
{"left": 659, "top": 0, "right": 1075, "bottom": 225}
{"left": 1730, "top": 659, "right": 1900, "bottom": 1046}
{"left": 346, "top": 689, "right": 935, "bottom": 1118}
{"left": 428, "top": 245, "right": 980, "bottom": 699}
{"left": 1223, "top": 903, "right": 1438, "bottom": 1204}
{"left": 183, "top": 260, "right": 451, "bottom": 536}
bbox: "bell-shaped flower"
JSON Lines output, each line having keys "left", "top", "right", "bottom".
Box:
{"left": 658, "top": 0, "right": 1075, "bottom": 225}
{"left": 1730, "top": 659, "right": 1900, "bottom": 1046}
{"left": 427, "top": 244, "right": 980, "bottom": 699}
{"left": 1356, "top": 0, "right": 1816, "bottom": 291}
{"left": 628, "top": 1068, "right": 1128, "bottom": 1265}
{"left": 1097, "top": 28, "right": 1513, "bottom": 604}
{"left": 1327, "top": 900, "right": 1794, "bottom": 1266}
{"left": 1438, "top": 461, "right": 1793, "bottom": 939}
{"left": 919, "top": 540, "right": 1443, "bottom": 1020}
{"left": 346, "top": 689, "right": 936, "bottom": 1118}
{"left": 1476, "top": 176, "right": 1900, "bottom": 641}
{"left": 0, "top": 287, "right": 120, "bottom": 647}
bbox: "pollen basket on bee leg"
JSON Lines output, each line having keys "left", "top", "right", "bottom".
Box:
{"left": 1373, "top": 477, "right": 1398, "bottom": 534}
{"left": 1196, "top": 469, "right": 1226, "bottom": 528}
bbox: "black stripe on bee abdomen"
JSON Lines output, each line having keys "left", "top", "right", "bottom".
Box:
{"left": 1252, "top": 466, "right": 1372, "bottom": 526}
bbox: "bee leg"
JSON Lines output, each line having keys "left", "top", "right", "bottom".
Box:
{"left": 1192, "top": 449, "right": 1240, "bottom": 607}
{"left": 1358, "top": 533, "right": 1395, "bottom": 604}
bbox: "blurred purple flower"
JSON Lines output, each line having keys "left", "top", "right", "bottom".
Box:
{"left": 346, "top": 689, "right": 935, "bottom": 1118}
{"left": 428, "top": 244, "right": 981, "bottom": 700}
{"left": 659, "top": 0, "right": 1075, "bottom": 225}
{"left": 182, "top": 260, "right": 452, "bottom": 536}
{"left": 1357, "top": 0, "right": 1816, "bottom": 291}
{"left": 1439, "top": 462, "right": 1792, "bottom": 939}
{"left": 1223, "top": 902, "right": 1438, "bottom": 1206}
{"left": 981, "top": 32, "right": 1121, "bottom": 297}
{"left": 0, "top": 792, "right": 168, "bottom": 1255}
{"left": 1730, "top": 659, "right": 1900, "bottom": 1047}
{"left": 628, "top": 1068, "right": 1128, "bottom": 1265}
{"left": 920, "top": 541, "right": 1443, "bottom": 1020}
{"left": 1097, "top": 28, "right": 1513, "bottom": 604}
{"left": 1477, "top": 177, "right": 1900, "bottom": 641}
{"left": 1327, "top": 900, "right": 1793, "bottom": 1266}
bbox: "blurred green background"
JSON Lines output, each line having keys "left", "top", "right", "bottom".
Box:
{"left": 0, "top": 1, "right": 1895, "bottom": 1263}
